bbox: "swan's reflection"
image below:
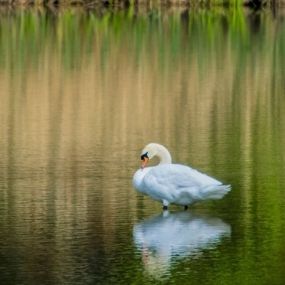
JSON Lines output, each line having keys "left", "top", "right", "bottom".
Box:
{"left": 133, "top": 211, "right": 231, "bottom": 277}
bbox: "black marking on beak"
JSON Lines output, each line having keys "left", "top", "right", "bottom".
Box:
{"left": 141, "top": 152, "right": 149, "bottom": 161}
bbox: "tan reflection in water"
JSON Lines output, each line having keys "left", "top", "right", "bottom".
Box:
{"left": 0, "top": 12, "right": 284, "bottom": 275}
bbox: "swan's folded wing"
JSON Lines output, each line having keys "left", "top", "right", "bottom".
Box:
{"left": 144, "top": 164, "right": 222, "bottom": 190}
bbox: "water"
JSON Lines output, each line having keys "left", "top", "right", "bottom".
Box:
{"left": 0, "top": 6, "right": 285, "bottom": 285}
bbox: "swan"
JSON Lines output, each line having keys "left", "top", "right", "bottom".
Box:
{"left": 133, "top": 143, "right": 231, "bottom": 210}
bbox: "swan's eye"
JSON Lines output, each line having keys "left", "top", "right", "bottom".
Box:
{"left": 141, "top": 152, "right": 149, "bottom": 160}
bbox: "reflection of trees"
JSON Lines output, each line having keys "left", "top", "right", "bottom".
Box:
{"left": 0, "top": 8, "right": 284, "bottom": 284}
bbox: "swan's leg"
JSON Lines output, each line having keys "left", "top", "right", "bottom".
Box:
{"left": 162, "top": 200, "right": 169, "bottom": 211}
{"left": 184, "top": 205, "right": 188, "bottom": 211}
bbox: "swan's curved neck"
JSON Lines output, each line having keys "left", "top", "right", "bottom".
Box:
{"left": 155, "top": 145, "right": 172, "bottom": 165}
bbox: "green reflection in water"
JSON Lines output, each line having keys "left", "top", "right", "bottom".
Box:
{"left": 0, "top": 6, "right": 285, "bottom": 285}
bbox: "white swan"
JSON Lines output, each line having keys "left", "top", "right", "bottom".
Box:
{"left": 133, "top": 143, "right": 231, "bottom": 210}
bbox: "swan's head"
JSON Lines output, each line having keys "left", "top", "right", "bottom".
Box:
{"left": 141, "top": 143, "right": 156, "bottom": 168}
{"left": 140, "top": 143, "right": 171, "bottom": 168}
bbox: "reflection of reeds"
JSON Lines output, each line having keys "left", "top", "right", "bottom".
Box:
{"left": 0, "top": 8, "right": 285, "bottom": 283}
{"left": 0, "top": 11, "right": 284, "bottom": 193}
{"left": 0, "top": 8, "right": 284, "bottom": 203}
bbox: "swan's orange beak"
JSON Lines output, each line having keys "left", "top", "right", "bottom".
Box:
{"left": 141, "top": 157, "right": 149, "bottom": 169}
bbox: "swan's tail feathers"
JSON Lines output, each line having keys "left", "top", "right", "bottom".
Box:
{"left": 202, "top": 184, "right": 231, "bottom": 200}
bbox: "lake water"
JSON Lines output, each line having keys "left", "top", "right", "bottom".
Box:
{"left": 0, "top": 6, "right": 285, "bottom": 285}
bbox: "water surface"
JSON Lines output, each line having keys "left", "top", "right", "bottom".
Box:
{"left": 0, "top": 7, "right": 285, "bottom": 285}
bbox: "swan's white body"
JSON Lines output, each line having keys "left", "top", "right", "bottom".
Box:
{"left": 133, "top": 143, "right": 231, "bottom": 208}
